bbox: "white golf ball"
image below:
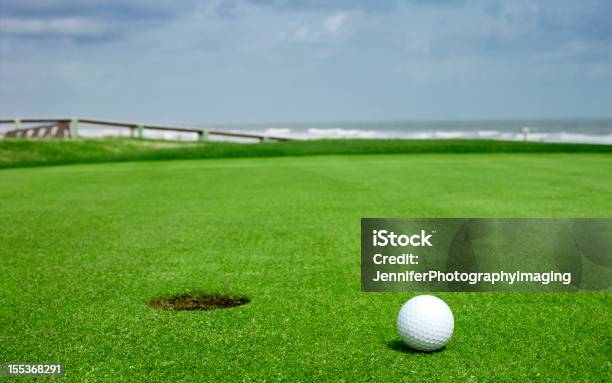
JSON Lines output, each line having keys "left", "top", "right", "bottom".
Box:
{"left": 396, "top": 295, "right": 454, "bottom": 351}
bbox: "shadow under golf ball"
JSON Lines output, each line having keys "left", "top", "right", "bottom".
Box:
{"left": 387, "top": 340, "right": 448, "bottom": 354}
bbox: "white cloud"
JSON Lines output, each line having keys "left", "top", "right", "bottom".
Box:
{"left": 323, "top": 12, "right": 348, "bottom": 34}
{"left": 279, "top": 24, "right": 320, "bottom": 43}
{"left": 0, "top": 17, "right": 110, "bottom": 37}
{"left": 279, "top": 11, "right": 351, "bottom": 43}
{"left": 0, "top": 0, "right": 200, "bottom": 41}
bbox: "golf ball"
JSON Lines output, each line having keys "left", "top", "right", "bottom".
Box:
{"left": 396, "top": 295, "right": 454, "bottom": 351}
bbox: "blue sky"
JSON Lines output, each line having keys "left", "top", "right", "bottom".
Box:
{"left": 1, "top": 0, "right": 611, "bottom": 124}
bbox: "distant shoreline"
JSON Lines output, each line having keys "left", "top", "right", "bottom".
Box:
{"left": 192, "top": 118, "right": 612, "bottom": 145}
{"left": 81, "top": 120, "right": 612, "bottom": 144}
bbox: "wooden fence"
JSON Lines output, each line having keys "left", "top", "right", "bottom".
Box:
{"left": 0, "top": 118, "right": 291, "bottom": 142}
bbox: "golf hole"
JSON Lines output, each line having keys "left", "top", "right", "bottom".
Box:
{"left": 148, "top": 294, "right": 250, "bottom": 311}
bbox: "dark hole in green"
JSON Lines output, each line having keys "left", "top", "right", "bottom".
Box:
{"left": 148, "top": 294, "right": 250, "bottom": 311}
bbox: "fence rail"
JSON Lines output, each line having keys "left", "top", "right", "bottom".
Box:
{"left": 0, "top": 118, "right": 291, "bottom": 142}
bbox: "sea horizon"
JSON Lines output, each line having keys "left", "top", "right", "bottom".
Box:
{"left": 192, "top": 117, "right": 612, "bottom": 145}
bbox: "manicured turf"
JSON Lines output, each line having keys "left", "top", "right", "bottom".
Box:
{"left": 1, "top": 151, "right": 611, "bottom": 381}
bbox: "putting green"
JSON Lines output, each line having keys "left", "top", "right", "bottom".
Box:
{"left": 1, "top": 153, "right": 610, "bottom": 381}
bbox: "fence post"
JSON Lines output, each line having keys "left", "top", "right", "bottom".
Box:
{"left": 70, "top": 118, "right": 79, "bottom": 138}
{"left": 521, "top": 127, "right": 530, "bottom": 142}
{"left": 137, "top": 124, "right": 144, "bottom": 139}
{"left": 56, "top": 121, "right": 70, "bottom": 138}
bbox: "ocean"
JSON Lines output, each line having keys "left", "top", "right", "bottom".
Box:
{"left": 196, "top": 118, "right": 612, "bottom": 144}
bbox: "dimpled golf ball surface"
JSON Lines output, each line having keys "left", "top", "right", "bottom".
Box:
{"left": 397, "top": 295, "right": 454, "bottom": 351}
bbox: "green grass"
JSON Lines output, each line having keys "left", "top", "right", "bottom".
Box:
{"left": 2, "top": 137, "right": 612, "bottom": 169}
{"left": 1, "top": 149, "right": 611, "bottom": 381}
